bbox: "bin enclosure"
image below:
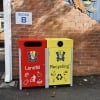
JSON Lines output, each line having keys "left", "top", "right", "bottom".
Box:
{"left": 18, "top": 38, "right": 47, "bottom": 90}
{"left": 46, "top": 38, "right": 73, "bottom": 87}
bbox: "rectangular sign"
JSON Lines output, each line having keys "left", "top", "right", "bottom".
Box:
{"left": 16, "top": 12, "right": 32, "bottom": 25}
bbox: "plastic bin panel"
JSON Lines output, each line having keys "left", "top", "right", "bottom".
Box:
{"left": 48, "top": 48, "right": 72, "bottom": 85}
{"left": 18, "top": 38, "right": 47, "bottom": 89}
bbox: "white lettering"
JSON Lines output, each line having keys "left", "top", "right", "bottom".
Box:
{"left": 18, "top": 13, "right": 29, "bottom": 16}
{"left": 25, "top": 65, "right": 40, "bottom": 71}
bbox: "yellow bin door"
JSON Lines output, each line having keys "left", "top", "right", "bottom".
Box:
{"left": 47, "top": 38, "right": 73, "bottom": 86}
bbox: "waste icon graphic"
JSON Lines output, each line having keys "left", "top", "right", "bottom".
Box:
{"left": 28, "top": 51, "right": 38, "bottom": 62}
{"left": 56, "top": 50, "right": 65, "bottom": 62}
{"left": 56, "top": 74, "right": 63, "bottom": 80}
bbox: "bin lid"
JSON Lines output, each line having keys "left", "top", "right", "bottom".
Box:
{"left": 46, "top": 38, "right": 73, "bottom": 48}
{"left": 18, "top": 38, "right": 47, "bottom": 48}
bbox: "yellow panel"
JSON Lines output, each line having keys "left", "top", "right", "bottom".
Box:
{"left": 46, "top": 38, "right": 73, "bottom": 48}
{"left": 49, "top": 48, "right": 72, "bottom": 85}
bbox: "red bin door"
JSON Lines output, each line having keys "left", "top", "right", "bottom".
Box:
{"left": 20, "top": 40, "right": 46, "bottom": 88}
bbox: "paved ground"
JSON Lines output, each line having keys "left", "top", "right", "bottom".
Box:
{"left": 0, "top": 86, "right": 100, "bottom": 100}
{"left": 0, "top": 75, "right": 100, "bottom": 100}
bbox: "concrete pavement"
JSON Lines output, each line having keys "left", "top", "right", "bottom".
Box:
{"left": 0, "top": 75, "right": 100, "bottom": 100}
{"left": 0, "top": 84, "right": 100, "bottom": 100}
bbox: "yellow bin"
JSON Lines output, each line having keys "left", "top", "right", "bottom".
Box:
{"left": 45, "top": 38, "right": 73, "bottom": 88}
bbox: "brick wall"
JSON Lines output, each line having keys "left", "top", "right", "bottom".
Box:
{"left": 11, "top": 0, "right": 100, "bottom": 78}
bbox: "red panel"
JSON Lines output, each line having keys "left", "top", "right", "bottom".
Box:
{"left": 18, "top": 38, "right": 47, "bottom": 88}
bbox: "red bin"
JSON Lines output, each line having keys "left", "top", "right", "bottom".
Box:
{"left": 18, "top": 38, "right": 47, "bottom": 90}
